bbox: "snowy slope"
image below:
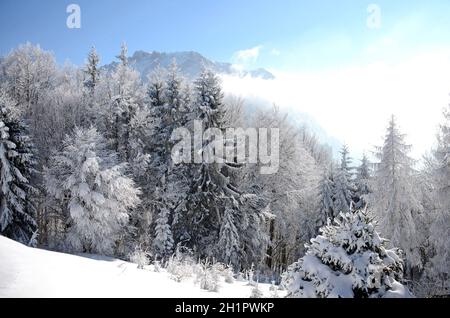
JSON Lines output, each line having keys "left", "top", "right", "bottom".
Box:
{"left": 0, "top": 236, "right": 281, "bottom": 298}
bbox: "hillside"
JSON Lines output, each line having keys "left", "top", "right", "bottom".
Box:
{"left": 0, "top": 236, "right": 282, "bottom": 298}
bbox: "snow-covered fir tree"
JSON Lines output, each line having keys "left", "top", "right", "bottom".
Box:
{"left": 369, "top": 115, "right": 423, "bottom": 276}
{"left": 317, "top": 167, "right": 336, "bottom": 228}
{"left": 83, "top": 46, "right": 100, "bottom": 95}
{"left": 333, "top": 145, "right": 354, "bottom": 214}
{"left": 146, "top": 68, "right": 168, "bottom": 190}
{"left": 91, "top": 45, "right": 150, "bottom": 253}
{"left": 237, "top": 193, "right": 268, "bottom": 270}
{"left": 44, "top": 127, "right": 140, "bottom": 255}
{"left": 147, "top": 63, "right": 191, "bottom": 258}
{"left": 217, "top": 205, "right": 241, "bottom": 269}
{"left": 108, "top": 43, "right": 145, "bottom": 162}
{"left": 218, "top": 97, "right": 269, "bottom": 270}
{"left": 427, "top": 105, "right": 450, "bottom": 294}
{"left": 164, "top": 60, "right": 189, "bottom": 126}
{"left": 282, "top": 208, "right": 413, "bottom": 298}
{"left": 0, "top": 93, "right": 37, "bottom": 246}
{"left": 125, "top": 103, "right": 153, "bottom": 248}
{"left": 82, "top": 46, "right": 101, "bottom": 126}
{"left": 153, "top": 203, "right": 174, "bottom": 259}
{"left": 183, "top": 69, "right": 243, "bottom": 264}
{"left": 354, "top": 154, "right": 371, "bottom": 209}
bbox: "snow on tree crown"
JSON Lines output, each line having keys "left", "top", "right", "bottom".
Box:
{"left": 283, "top": 208, "right": 412, "bottom": 298}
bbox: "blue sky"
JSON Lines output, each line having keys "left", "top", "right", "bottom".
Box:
{"left": 1, "top": 0, "right": 450, "bottom": 158}
{"left": 1, "top": 0, "right": 450, "bottom": 70}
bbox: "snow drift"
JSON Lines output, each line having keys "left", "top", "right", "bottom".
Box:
{"left": 0, "top": 236, "right": 279, "bottom": 298}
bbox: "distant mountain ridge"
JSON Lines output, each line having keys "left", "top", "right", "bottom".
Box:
{"left": 102, "top": 50, "right": 275, "bottom": 80}
{"left": 101, "top": 50, "right": 345, "bottom": 157}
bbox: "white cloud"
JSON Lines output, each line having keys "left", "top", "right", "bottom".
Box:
{"left": 270, "top": 48, "right": 281, "bottom": 56}
{"left": 232, "top": 45, "right": 263, "bottom": 65}
{"left": 221, "top": 48, "right": 450, "bottom": 160}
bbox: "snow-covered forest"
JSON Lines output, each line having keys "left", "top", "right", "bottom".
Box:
{"left": 0, "top": 43, "right": 449, "bottom": 298}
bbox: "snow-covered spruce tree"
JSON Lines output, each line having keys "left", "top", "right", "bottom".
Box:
{"left": 333, "top": 144, "right": 354, "bottom": 214}
{"left": 183, "top": 69, "right": 243, "bottom": 264}
{"left": 98, "top": 45, "right": 150, "bottom": 253}
{"left": 428, "top": 104, "right": 450, "bottom": 294}
{"left": 108, "top": 43, "right": 145, "bottom": 162}
{"left": 369, "top": 115, "right": 422, "bottom": 276}
{"left": 354, "top": 154, "right": 371, "bottom": 209}
{"left": 83, "top": 46, "right": 100, "bottom": 96}
{"left": 217, "top": 205, "right": 241, "bottom": 269}
{"left": 147, "top": 63, "right": 191, "bottom": 258}
{"left": 282, "top": 208, "right": 413, "bottom": 298}
{"left": 44, "top": 127, "right": 140, "bottom": 255}
{"left": 146, "top": 68, "right": 168, "bottom": 190}
{"left": 0, "top": 93, "right": 38, "bottom": 246}
{"left": 237, "top": 193, "right": 268, "bottom": 270}
{"left": 215, "top": 96, "right": 268, "bottom": 269}
{"left": 199, "top": 97, "right": 268, "bottom": 270}
{"left": 161, "top": 63, "right": 190, "bottom": 201}
{"left": 82, "top": 46, "right": 101, "bottom": 126}
{"left": 125, "top": 103, "right": 153, "bottom": 248}
{"left": 317, "top": 167, "right": 336, "bottom": 228}
{"left": 164, "top": 60, "right": 190, "bottom": 127}
{"left": 153, "top": 204, "right": 174, "bottom": 259}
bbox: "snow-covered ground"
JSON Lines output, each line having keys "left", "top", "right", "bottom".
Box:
{"left": 0, "top": 236, "right": 283, "bottom": 298}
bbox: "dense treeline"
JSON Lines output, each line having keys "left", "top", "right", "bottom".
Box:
{"left": 0, "top": 43, "right": 448, "bottom": 296}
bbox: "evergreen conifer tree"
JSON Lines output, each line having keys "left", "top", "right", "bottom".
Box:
{"left": 283, "top": 208, "right": 413, "bottom": 298}
{"left": 0, "top": 94, "right": 38, "bottom": 246}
